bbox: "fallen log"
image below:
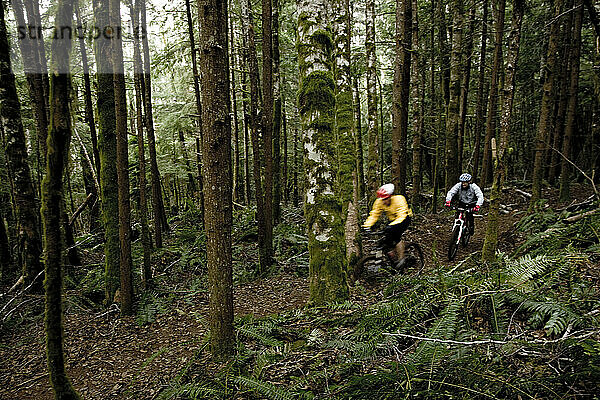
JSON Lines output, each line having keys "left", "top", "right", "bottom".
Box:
{"left": 69, "top": 193, "right": 95, "bottom": 226}
{"left": 563, "top": 208, "right": 600, "bottom": 224}
{"left": 514, "top": 188, "right": 532, "bottom": 199}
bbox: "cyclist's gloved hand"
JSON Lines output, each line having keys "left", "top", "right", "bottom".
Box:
{"left": 473, "top": 205, "right": 480, "bottom": 212}
{"left": 445, "top": 200, "right": 451, "bottom": 207}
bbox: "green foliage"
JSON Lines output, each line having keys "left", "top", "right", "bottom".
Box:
{"left": 136, "top": 290, "right": 167, "bottom": 326}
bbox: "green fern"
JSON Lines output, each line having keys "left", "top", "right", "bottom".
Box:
{"left": 234, "top": 376, "right": 301, "bottom": 400}
{"left": 158, "top": 381, "right": 228, "bottom": 400}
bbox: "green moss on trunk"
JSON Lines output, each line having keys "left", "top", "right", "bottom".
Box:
{"left": 299, "top": 0, "right": 348, "bottom": 305}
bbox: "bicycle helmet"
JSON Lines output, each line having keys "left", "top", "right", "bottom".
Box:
{"left": 459, "top": 173, "right": 472, "bottom": 182}
{"left": 376, "top": 183, "right": 394, "bottom": 199}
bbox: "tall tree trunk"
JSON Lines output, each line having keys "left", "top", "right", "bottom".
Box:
{"left": 141, "top": 0, "right": 169, "bottom": 243}
{"left": 472, "top": 0, "right": 489, "bottom": 183}
{"left": 559, "top": 0, "right": 583, "bottom": 201}
{"left": 0, "top": 212, "right": 9, "bottom": 277}
{"left": 11, "top": 0, "right": 48, "bottom": 168}
{"left": 110, "top": 0, "right": 133, "bottom": 315}
{"left": 392, "top": 0, "right": 412, "bottom": 194}
{"left": 366, "top": 0, "right": 379, "bottom": 195}
{"left": 230, "top": 14, "right": 241, "bottom": 204}
{"left": 445, "top": 0, "right": 464, "bottom": 189}
{"left": 198, "top": 0, "right": 234, "bottom": 358}
{"left": 1, "top": 0, "right": 43, "bottom": 292}
{"left": 482, "top": 0, "right": 524, "bottom": 261}
{"left": 93, "top": 0, "right": 120, "bottom": 304}
{"left": 75, "top": 3, "right": 100, "bottom": 232}
{"left": 293, "top": 127, "right": 299, "bottom": 207}
{"left": 353, "top": 76, "right": 365, "bottom": 199}
{"left": 282, "top": 102, "right": 288, "bottom": 204}
{"left": 531, "top": 0, "right": 565, "bottom": 206}
{"left": 458, "top": 7, "right": 475, "bottom": 170}
{"left": 299, "top": 0, "right": 348, "bottom": 305}
{"left": 184, "top": 0, "right": 205, "bottom": 220}
{"left": 411, "top": 0, "right": 423, "bottom": 209}
{"left": 481, "top": 0, "right": 505, "bottom": 189}
{"left": 334, "top": 0, "right": 360, "bottom": 270}
{"left": 272, "top": 0, "right": 282, "bottom": 224}
{"left": 261, "top": 0, "right": 274, "bottom": 258}
{"left": 42, "top": 0, "right": 81, "bottom": 396}
{"left": 132, "top": 0, "right": 152, "bottom": 289}
{"left": 241, "top": 0, "right": 271, "bottom": 272}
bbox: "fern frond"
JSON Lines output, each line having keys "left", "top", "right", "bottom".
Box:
{"left": 158, "top": 381, "right": 227, "bottom": 400}
{"left": 234, "top": 376, "right": 297, "bottom": 400}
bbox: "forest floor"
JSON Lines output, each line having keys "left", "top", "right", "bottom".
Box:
{"left": 0, "top": 183, "right": 595, "bottom": 400}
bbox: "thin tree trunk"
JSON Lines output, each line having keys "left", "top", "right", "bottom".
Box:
{"left": 531, "top": 0, "right": 564, "bottom": 206}
{"left": 75, "top": 3, "right": 100, "bottom": 232}
{"left": 198, "top": 0, "right": 234, "bottom": 358}
{"left": 559, "top": 0, "right": 583, "bottom": 201}
{"left": 472, "top": 0, "right": 489, "bottom": 183}
{"left": 411, "top": 0, "right": 423, "bottom": 209}
{"left": 241, "top": 0, "right": 271, "bottom": 272}
{"left": 334, "top": 0, "right": 360, "bottom": 269}
{"left": 353, "top": 76, "right": 365, "bottom": 199}
{"left": 481, "top": 0, "right": 505, "bottom": 190}
{"left": 392, "top": 0, "right": 412, "bottom": 194}
{"left": 184, "top": 0, "right": 205, "bottom": 219}
{"left": 110, "top": 0, "right": 133, "bottom": 315}
{"left": 133, "top": 0, "right": 152, "bottom": 289}
{"left": 42, "top": 0, "right": 81, "bottom": 395}
{"left": 458, "top": 7, "right": 475, "bottom": 170}
{"left": 272, "top": 0, "right": 282, "bottom": 224}
{"left": 482, "top": 0, "right": 524, "bottom": 261}
{"left": 1, "top": 0, "right": 43, "bottom": 292}
{"left": 141, "top": 0, "right": 169, "bottom": 242}
{"left": 366, "top": 0, "right": 379, "bottom": 195}
{"left": 230, "top": 13, "right": 241, "bottom": 204}
{"left": 261, "top": 0, "right": 274, "bottom": 259}
{"left": 282, "top": 101, "right": 288, "bottom": 204}
{"left": 293, "top": 127, "right": 298, "bottom": 207}
{"left": 93, "top": 0, "right": 120, "bottom": 304}
{"left": 445, "top": 0, "right": 464, "bottom": 189}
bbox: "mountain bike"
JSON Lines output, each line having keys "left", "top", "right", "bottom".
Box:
{"left": 352, "top": 230, "right": 424, "bottom": 282}
{"left": 447, "top": 206, "right": 474, "bottom": 261}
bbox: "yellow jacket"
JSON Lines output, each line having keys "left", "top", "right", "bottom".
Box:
{"left": 363, "top": 195, "right": 413, "bottom": 228}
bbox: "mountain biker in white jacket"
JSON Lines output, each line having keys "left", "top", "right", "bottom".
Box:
{"left": 445, "top": 173, "right": 484, "bottom": 235}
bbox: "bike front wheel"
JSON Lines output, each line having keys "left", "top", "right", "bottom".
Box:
{"left": 398, "top": 242, "right": 425, "bottom": 275}
{"left": 448, "top": 226, "right": 460, "bottom": 261}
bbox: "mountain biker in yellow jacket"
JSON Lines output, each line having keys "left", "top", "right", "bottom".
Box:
{"left": 363, "top": 183, "right": 413, "bottom": 261}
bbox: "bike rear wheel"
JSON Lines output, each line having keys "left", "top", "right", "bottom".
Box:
{"left": 461, "top": 226, "right": 471, "bottom": 247}
{"left": 448, "top": 226, "right": 460, "bottom": 261}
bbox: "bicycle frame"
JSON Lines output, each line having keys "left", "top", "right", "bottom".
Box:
{"left": 451, "top": 207, "right": 469, "bottom": 245}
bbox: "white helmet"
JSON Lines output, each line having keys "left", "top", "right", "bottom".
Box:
{"left": 377, "top": 183, "right": 395, "bottom": 199}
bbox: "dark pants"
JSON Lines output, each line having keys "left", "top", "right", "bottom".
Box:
{"left": 456, "top": 201, "right": 476, "bottom": 234}
{"left": 383, "top": 216, "right": 411, "bottom": 250}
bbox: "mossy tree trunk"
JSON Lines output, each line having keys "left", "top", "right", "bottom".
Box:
{"left": 472, "top": 0, "right": 489, "bottom": 183}
{"left": 298, "top": 0, "right": 349, "bottom": 305}
{"left": 365, "top": 0, "right": 379, "bottom": 195}
{"left": 482, "top": 0, "right": 524, "bottom": 262}
{"left": 531, "top": 0, "right": 564, "bottom": 207}
{"left": 93, "top": 0, "right": 120, "bottom": 304}
{"left": 353, "top": 76, "right": 365, "bottom": 200}
{"left": 559, "top": 0, "right": 583, "bottom": 202}
{"left": 481, "top": 0, "right": 505, "bottom": 190}
{"left": 392, "top": 0, "right": 412, "bottom": 194}
{"left": 42, "top": 0, "right": 81, "bottom": 396}
{"left": 334, "top": 0, "right": 360, "bottom": 269}
{"left": 230, "top": 15, "right": 242, "bottom": 204}
{"left": 444, "top": 0, "right": 463, "bottom": 189}
{"left": 458, "top": 7, "right": 474, "bottom": 170}
{"left": 197, "top": 0, "right": 234, "bottom": 358}
{"left": 0, "top": 0, "right": 43, "bottom": 292}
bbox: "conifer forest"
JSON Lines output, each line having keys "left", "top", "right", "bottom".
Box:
{"left": 2, "top": 0, "right": 600, "bottom": 398}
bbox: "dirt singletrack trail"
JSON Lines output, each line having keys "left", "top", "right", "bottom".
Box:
{"left": 1, "top": 185, "right": 589, "bottom": 400}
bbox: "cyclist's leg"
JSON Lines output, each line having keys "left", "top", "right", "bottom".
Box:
{"left": 467, "top": 203, "right": 476, "bottom": 234}
{"left": 393, "top": 217, "right": 411, "bottom": 259}
{"left": 383, "top": 225, "right": 398, "bottom": 261}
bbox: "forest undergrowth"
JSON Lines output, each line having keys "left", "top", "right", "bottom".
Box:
{"left": 2, "top": 189, "right": 600, "bottom": 399}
